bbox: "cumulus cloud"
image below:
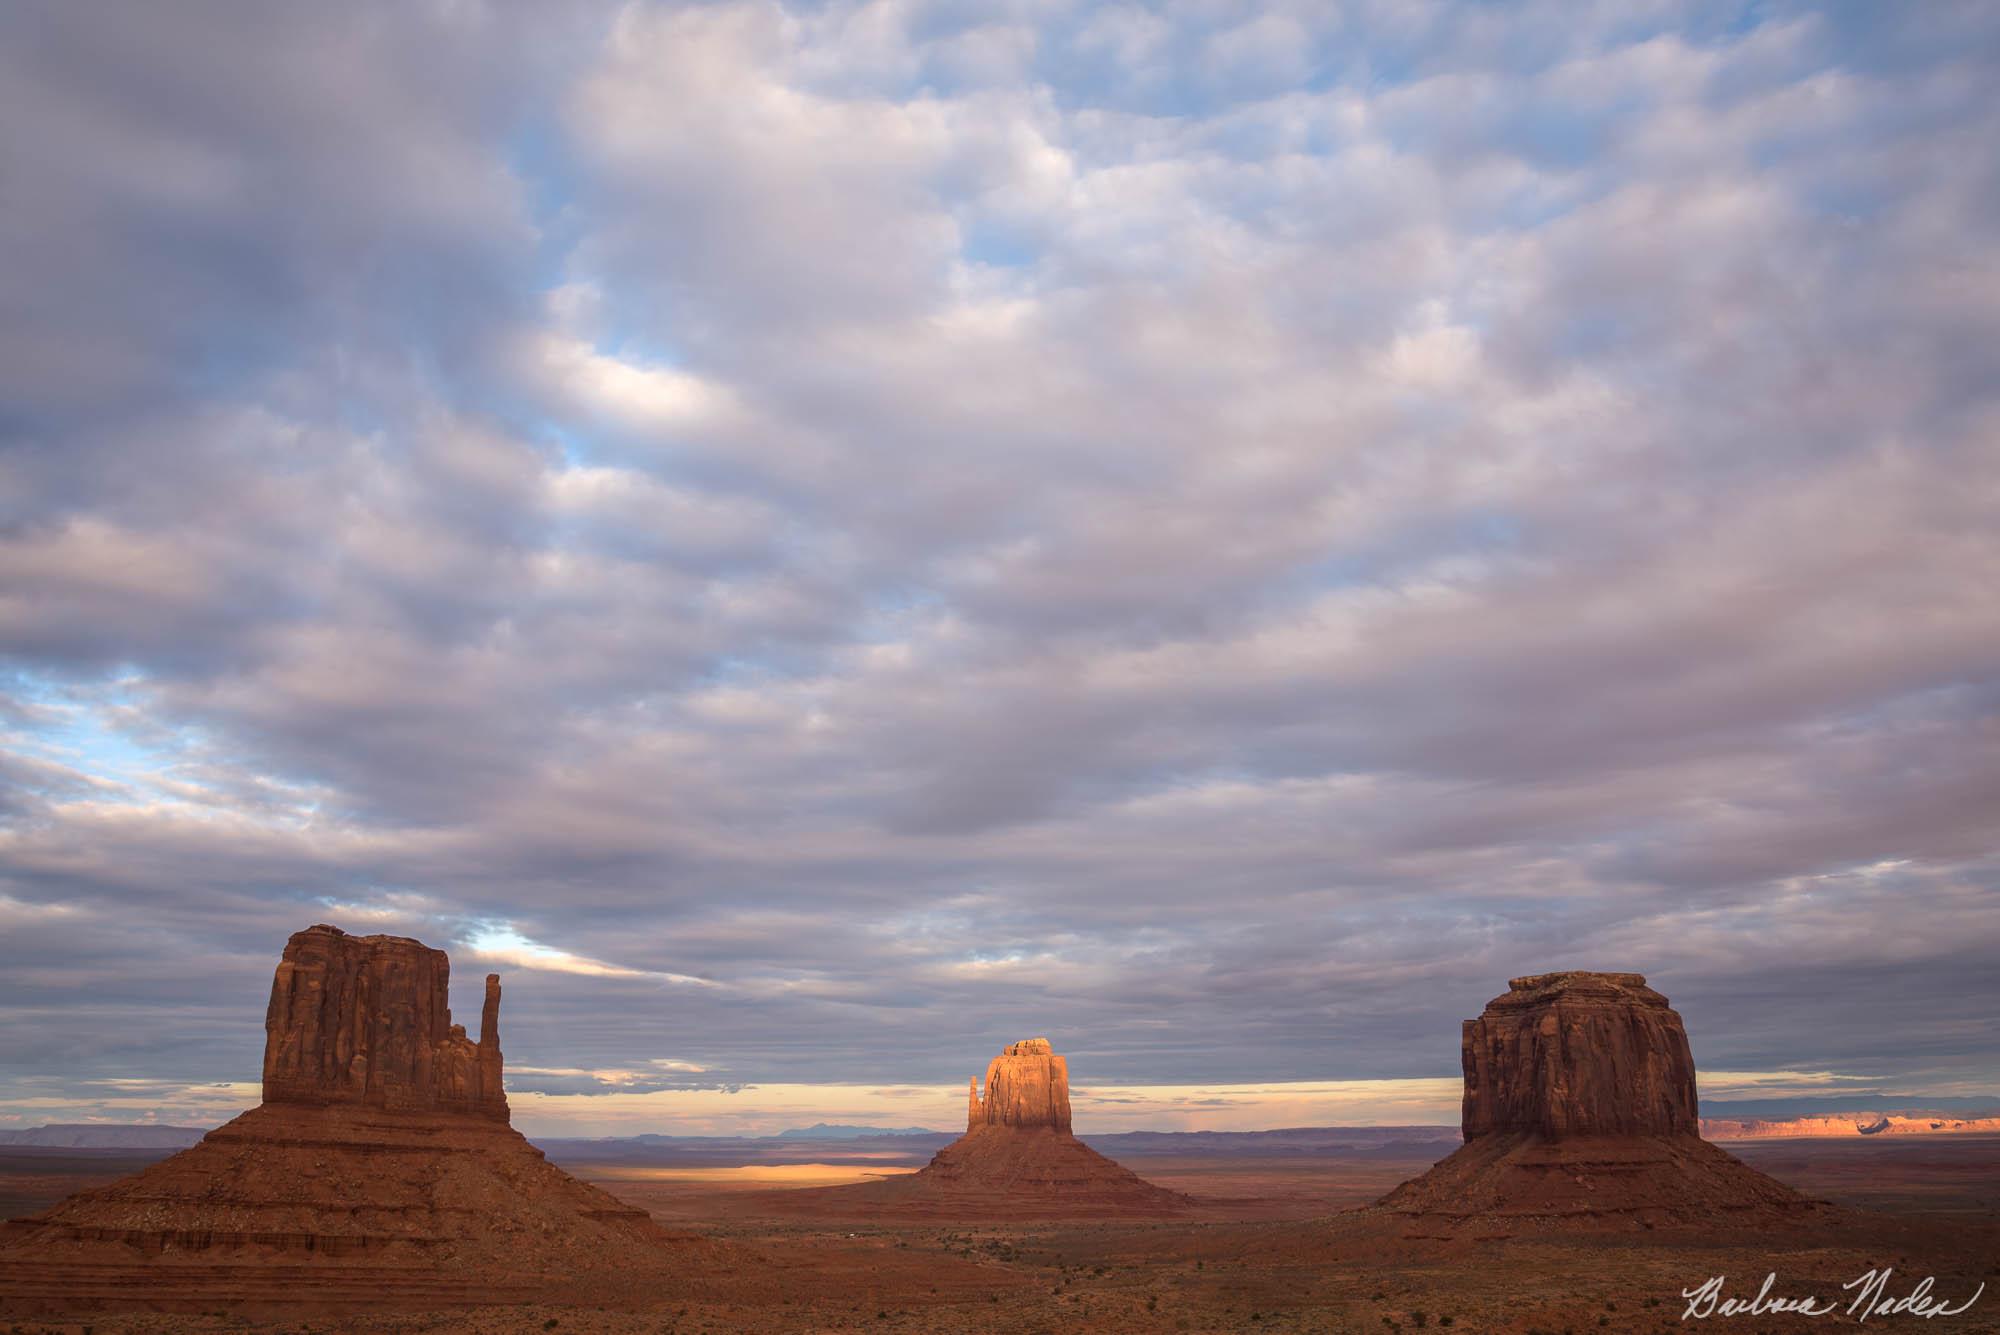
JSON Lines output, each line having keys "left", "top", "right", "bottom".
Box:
{"left": 1, "top": 0, "right": 1996, "bottom": 1133}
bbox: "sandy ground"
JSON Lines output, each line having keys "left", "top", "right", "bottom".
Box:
{"left": 4, "top": 1137, "right": 1998, "bottom": 1333}
{"left": 592, "top": 1152, "right": 1417, "bottom": 1225}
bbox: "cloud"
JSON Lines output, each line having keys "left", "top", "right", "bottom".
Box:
{"left": 462, "top": 923, "right": 719, "bottom": 987}
{"left": 1697, "top": 1070, "right": 1886, "bottom": 1100}
{"left": 1, "top": 1, "right": 1996, "bottom": 1133}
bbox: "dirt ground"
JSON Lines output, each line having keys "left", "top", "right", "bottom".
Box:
{"left": 4, "top": 1137, "right": 1997, "bottom": 1333}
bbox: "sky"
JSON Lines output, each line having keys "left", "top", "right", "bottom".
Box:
{"left": 1, "top": 1, "right": 1997, "bottom": 1139}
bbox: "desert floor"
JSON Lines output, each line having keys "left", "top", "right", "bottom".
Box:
{"left": 2, "top": 1135, "right": 1996, "bottom": 1334}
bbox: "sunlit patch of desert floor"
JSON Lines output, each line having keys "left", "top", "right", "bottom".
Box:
{"left": 586, "top": 1162, "right": 920, "bottom": 1190}
{"left": 6, "top": 1138, "right": 1999, "bottom": 1333}
{"left": 594, "top": 1154, "right": 1419, "bottom": 1224}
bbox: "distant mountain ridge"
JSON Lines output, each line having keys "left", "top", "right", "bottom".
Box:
{"left": 0, "top": 1124, "right": 209, "bottom": 1149}
{"left": 17, "top": 1107, "right": 1994, "bottom": 1153}
{"left": 543, "top": 1123, "right": 1457, "bottom": 1150}
{"left": 772, "top": 1123, "right": 943, "bottom": 1139}
{"left": 534, "top": 1124, "right": 1463, "bottom": 1172}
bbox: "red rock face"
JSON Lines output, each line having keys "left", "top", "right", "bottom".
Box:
{"left": 836, "top": 1036, "right": 1187, "bottom": 1217}
{"left": 967, "top": 1037, "right": 1071, "bottom": 1132}
{"left": 1367, "top": 970, "right": 1818, "bottom": 1234}
{"left": 0, "top": 924, "right": 699, "bottom": 1312}
{"left": 262, "top": 923, "right": 508, "bottom": 1120}
{"left": 1460, "top": 971, "right": 1698, "bottom": 1139}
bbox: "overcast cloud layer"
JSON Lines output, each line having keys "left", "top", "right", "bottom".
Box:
{"left": 2, "top": 1, "right": 1997, "bottom": 1134}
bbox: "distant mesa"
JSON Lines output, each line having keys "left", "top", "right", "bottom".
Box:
{"left": 1364, "top": 971, "right": 1823, "bottom": 1236}
{"left": 0, "top": 924, "right": 714, "bottom": 1315}
{"left": 1703, "top": 1112, "right": 2000, "bottom": 1140}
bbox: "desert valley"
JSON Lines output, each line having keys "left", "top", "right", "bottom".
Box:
{"left": 6, "top": 4, "right": 1999, "bottom": 1332}
{"left": 2, "top": 928, "right": 1994, "bottom": 1333}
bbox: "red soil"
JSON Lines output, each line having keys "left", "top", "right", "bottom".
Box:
{"left": 739, "top": 1125, "right": 1194, "bottom": 1221}
{"left": 0, "top": 1101, "right": 739, "bottom": 1314}
{"left": 1362, "top": 1131, "right": 1826, "bottom": 1238}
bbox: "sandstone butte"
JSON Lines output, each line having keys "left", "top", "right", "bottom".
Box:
{"left": 261, "top": 923, "right": 507, "bottom": 1117}
{"left": 966, "top": 1036, "right": 1072, "bottom": 1132}
{"left": 0, "top": 924, "right": 719, "bottom": 1316}
{"left": 781, "top": 1037, "right": 1192, "bottom": 1220}
{"left": 1363, "top": 971, "right": 1822, "bottom": 1236}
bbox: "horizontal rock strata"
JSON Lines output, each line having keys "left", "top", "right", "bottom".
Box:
{"left": 1461, "top": 972, "right": 1697, "bottom": 1138}
{"left": 1367, "top": 971, "right": 1820, "bottom": 1236}
{"left": 0, "top": 925, "right": 707, "bottom": 1317}
{"left": 967, "top": 1037, "right": 1071, "bottom": 1132}
{"left": 781, "top": 1038, "right": 1187, "bottom": 1219}
{"left": 263, "top": 924, "right": 506, "bottom": 1119}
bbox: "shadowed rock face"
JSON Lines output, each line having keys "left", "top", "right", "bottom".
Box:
{"left": 967, "top": 1037, "right": 1070, "bottom": 1132}
{"left": 1461, "top": 971, "right": 1698, "bottom": 1139}
{"left": 1368, "top": 970, "right": 1818, "bottom": 1234}
{"left": 1, "top": 924, "right": 691, "bottom": 1312}
{"left": 262, "top": 923, "right": 507, "bottom": 1120}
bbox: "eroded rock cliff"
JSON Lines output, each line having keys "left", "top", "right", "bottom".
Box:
{"left": 796, "top": 1037, "right": 1186, "bottom": 1219}
{"left": 1460, "top": 971, "right": 1698, "bottom": 1139}
{"left": 1364, "top": 970, "right": 1820, "bottom": 1236}
{"left": 262, "top": 923, "right": 506, "bottom": 1119}
{"left": 0, "top": 923, "right": 695, "bottom": 1313}
{"left": 967, "top": 1037, "right": 1071, "bottom": 1132}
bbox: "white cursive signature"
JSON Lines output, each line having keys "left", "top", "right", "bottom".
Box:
{"left": 1681, "top": 1270, "right": 1985, "bottom": 1322}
